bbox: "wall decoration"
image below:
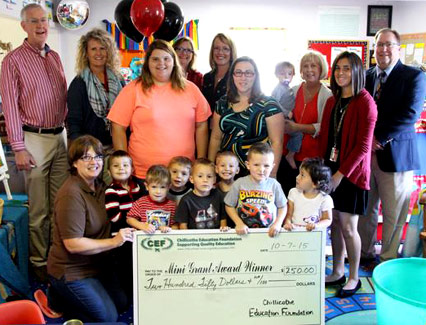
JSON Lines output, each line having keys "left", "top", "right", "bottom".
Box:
{"left": 367, "top": 5, "right": 392, "bottom": 37}
{"left": 56, "top": 0, "right": 90, "bottom": 30}
{"left": 400, "top": 32, "right": 426, "bottom": 66}
{"left": 308, "top": 40, "right": 369, "bottom": 78}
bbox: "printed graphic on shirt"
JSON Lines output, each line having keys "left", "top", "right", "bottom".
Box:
{"left": 147, "top": 209, "right": 172, "bottom": 229}
{"left": 303, "top": 214, "right": 320, "bottom": 225}
{"left": 194, "top": 204, "right": 218, "bottom": 229}
{"left": 238, "top": 190, "right": 274, "bottom": 228}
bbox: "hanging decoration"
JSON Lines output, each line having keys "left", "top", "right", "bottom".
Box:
{"left": 56, "top": 0, "right": 90, "bottom": 30}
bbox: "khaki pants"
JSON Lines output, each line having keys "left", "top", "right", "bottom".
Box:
{"left": 24, "top": 130, "right": 68, "bottom": 267}
{"left": 358, "top": 153, "right": 413, "bottom": 262}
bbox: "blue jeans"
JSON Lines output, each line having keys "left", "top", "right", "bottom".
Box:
{"left": 48, "top": 272, "right": 128, "bottom": 322}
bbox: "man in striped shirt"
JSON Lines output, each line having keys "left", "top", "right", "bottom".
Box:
{"left": 0, "top": 4, "right": 68, "bottom": 281}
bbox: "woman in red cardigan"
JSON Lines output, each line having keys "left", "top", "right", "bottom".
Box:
{"left": 320, "top": 52, "right": 377, "bottom": 297}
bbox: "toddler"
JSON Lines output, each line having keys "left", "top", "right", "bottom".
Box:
{"left": 167, "top": 156, "right": 192, "bottom": 205}
{"left": 127, "top": 165, "right": 177, "bottom": 233}
{"left": 271, "top": 61, "right": 301, "bottom": 169}
{"left": 284, "top": 157, "right": 333, "bottom": 231}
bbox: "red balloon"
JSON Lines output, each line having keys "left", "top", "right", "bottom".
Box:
{"left": 130, "top": 0, "right": 164, "bottom": 37}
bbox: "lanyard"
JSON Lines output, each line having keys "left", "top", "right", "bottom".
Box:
{"left": 332, "top": 97, "right": 351, "bottom": 147}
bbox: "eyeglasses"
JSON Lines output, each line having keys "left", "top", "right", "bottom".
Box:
{"left": 233, "top": 70, "right": 255, "bottom": 78}
{"left": 26, "top": 17, "right": 48, "bottom": 25}
{"left": 375, "top": 42, "right": 399, "bottom": 49}
{"left": 80, "top": 155, "right": 104, "bottom": 162}
{"left": 213, "top": 46, "right": 231, "bottom": 54}
{"left": 175, "top": 47, "right": 194, "bottom": 54}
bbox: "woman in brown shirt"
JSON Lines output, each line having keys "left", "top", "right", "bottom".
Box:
{"left": 47, "top": 135, "right": 134, "bottom": 322}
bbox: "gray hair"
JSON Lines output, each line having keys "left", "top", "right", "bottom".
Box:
{"left": 20, "top": 3, "right": 46, "bottom": 21}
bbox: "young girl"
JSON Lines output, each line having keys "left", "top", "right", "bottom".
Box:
{"left": 284, "top": 157, "right": 333, "bottom": 231}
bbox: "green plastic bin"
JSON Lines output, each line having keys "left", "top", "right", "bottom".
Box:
{"left": 373, "top": 258, "right": 426, "bottom": 325}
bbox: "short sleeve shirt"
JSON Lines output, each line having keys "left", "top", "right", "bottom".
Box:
{"left": 288, "top": 188, "right": 334, "bottom": 226}
{"left": 224, "top": 176, "right": 287, "bottom": 228}
{"left": 175, "top": 189, "right": 226, "bottom": 229}
{"left": 107, "top": 80, "right": 211, "bottom": 178}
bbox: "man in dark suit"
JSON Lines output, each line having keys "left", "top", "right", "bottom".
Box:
{"left": 358, "top": 28, "right": 426, "bottom": 263}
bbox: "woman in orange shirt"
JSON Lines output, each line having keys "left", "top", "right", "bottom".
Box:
{"left": 108, "top": 40, "right": 210, "bottom": 181}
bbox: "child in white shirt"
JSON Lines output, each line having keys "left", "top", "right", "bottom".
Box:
{"left": 284, "top": 157, "right": 333, "bottom": 231}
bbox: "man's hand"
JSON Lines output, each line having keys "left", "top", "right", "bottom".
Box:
{"left": 14, "top": 150, "right": 36, "bottom": 171}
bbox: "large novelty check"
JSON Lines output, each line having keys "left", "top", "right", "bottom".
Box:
{"left": 133, "top": 229, "right": 325, "bottom": 325}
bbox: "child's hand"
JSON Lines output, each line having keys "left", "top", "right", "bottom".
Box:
{"left": 283, "top": 222, "right": 294, "bottom": 231}
{"left": 268, "top": 223, "right": 282, "bottom": 237}
{"left": 141, "top": 223, "right": 156, "bottom": 234}
{"left": 306, "top": 223, "right": 315, "bottom": 231}
{"left": 220, "top": 226, "right": 230, "bottom": 232}
{"left": 159, "top": 226, "right": 172, "bottom": 233}
{"left": 235, "top": 223, "right": 249, "bottom": 235}
{"left": 288, "top": 111, "right": 293, "bottom": 120}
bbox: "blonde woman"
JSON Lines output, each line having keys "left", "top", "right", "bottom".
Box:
{"left": 202, "top": 33, "right": 237, "bottom": 112}
{"left": 277, "top": 51, "right": 332, "bottom": 195}
{"left": 67, "top": 28, "right": 124, "bottom": 146}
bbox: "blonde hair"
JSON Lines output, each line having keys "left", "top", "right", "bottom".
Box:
{"left": 300, "top": 50, "right": 328, "bottom": 80}
{"left": 139, "top": 40, "right": 186, "bottom": 93}
{"left": 208, "top": 33, "right": 237, "bottom": 70}
{"left": 75, "top": 28, "right": 121, "bottom": 76}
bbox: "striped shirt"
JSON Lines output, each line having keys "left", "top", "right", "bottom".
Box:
{"left": 105, "top": 179, "right": 143, "bottom": 233}
{"left": 127, "top": 196, "right": 176, "bottom": 228}
{"left": 0, "top": 40, "right": 67, "bottom": 151}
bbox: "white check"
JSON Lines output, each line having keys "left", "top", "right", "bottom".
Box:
{"left": 133, "top": 228, "right": 325, "bottom": 325}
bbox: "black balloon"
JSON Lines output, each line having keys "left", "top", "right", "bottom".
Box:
{"left": 114, "top": 0, "right": 144, "bottom": 43}
{"left": 153, "top": 2, "right": 184, "bottom": 42}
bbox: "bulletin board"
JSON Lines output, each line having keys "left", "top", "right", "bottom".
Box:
{"left": 400, "top": 32, "right": 426, "bottom": 66}
{"left": 308, "top": 40, "right": 369, "bottom": 78}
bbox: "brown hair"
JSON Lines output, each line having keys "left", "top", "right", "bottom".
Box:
{"left": 173, "top": 37, "right": 197, "bottom": 72}
{"left": 145, "top": 164, "right": 171, "bottom": 185}
{"left": 168, "top": 156, "right": 192, "bottom": 169}
{"left": 330, "top": 51, "right": 365, "bottom": 98}
{"left": 247, "top": 142, "right": 273, "bottom": 160}
{"left": 139, "top": 40, "right": 185, "bottom": 93}
{"left": 191, "top": 158, "right": 215, "bottom": 174}
{"left": 68, "top": 135, "right": 103, "bottom": 175}
{"left": 375, "top": 28, "right": 401, "bottom": 45}
{"left": 227, "top": 56, "right": 263, "bottom": 104}
{"left": 108, "top": 150, "right": 132, "bottom": 169}
{"left": 215, "top": 151, "right": 238, "bottom": 164}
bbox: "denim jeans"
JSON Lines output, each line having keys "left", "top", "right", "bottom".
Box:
{"left": 48, "top": 272, "right": 128, "bottom": 322}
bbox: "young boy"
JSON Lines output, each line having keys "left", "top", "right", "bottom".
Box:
{"left": 167, "top": 156, "right": 192, "bottom": 205}
{"left": 215, "top": 151, "right": 240, "bottom": 194}
{"left": 215, "top": 151, "right": 240, "bottom": 227}
{"left": 127, "top": 165, "right": 177, "bottom": 233}
{"left": 271, "top": 61, "right": 301, "bottom": 170}
{"left": 104, "top": 150, "right": 142, "bottom": 299}
{"left": 225, "top": 143, "right": 287, "bottom": 237}
{"left": 105, "top": 150, "right": 144, "bottom": 234}
{"left": 176, "top": 158, "right": 227, "bottom": 229}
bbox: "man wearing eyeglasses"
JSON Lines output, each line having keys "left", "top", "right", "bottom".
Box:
{"left": 358, "top": 28, "right": 426, "bottom": 264}
{"left": 0, "top": 4, "right": 68, "bottom": 282}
